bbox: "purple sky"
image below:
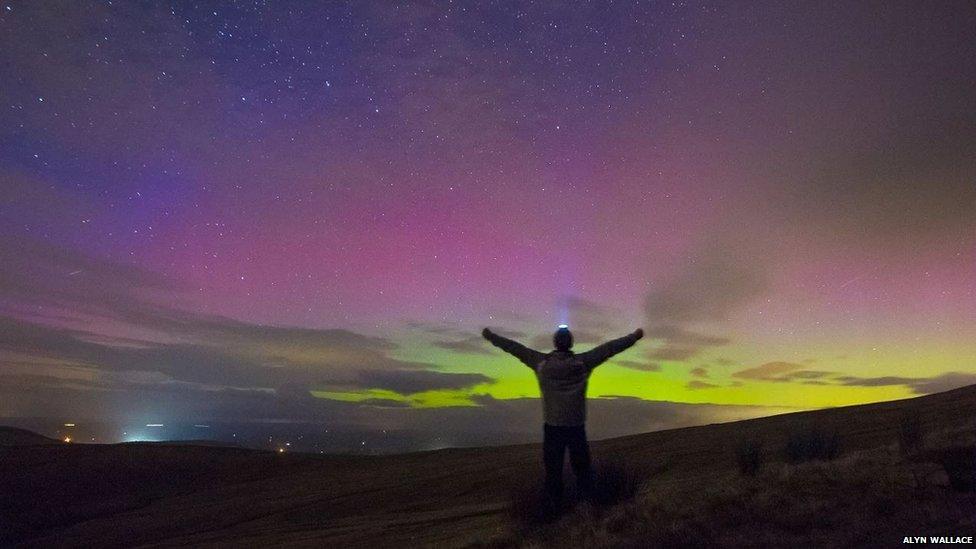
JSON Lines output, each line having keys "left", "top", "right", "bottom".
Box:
{"left": 1, "top": 1, "right": 974, "bottom": 445}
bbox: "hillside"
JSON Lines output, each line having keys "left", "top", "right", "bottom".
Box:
{"left": 2, "top": 385, "right": 975, "bottom": 547}
{"left": 0, "top": 426, "right": 62, "bottom": 447}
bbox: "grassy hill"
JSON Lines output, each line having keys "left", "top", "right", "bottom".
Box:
{"left": 0, "top": 426, "right": 62, "bottom": 447}
{"left": 2, "top": 385, "right": 974, "bottom": 547}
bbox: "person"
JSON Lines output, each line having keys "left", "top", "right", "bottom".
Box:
{"left": 482, "top": 325, "right": 644, "bottom": 500}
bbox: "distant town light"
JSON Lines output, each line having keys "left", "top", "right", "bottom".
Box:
{"left": 63, "top": 423, "right": 75, "bottom": 427}
{"left": 64, "top": 437, "right": 71, "bottom": 443}
{"left": 146, "top": 424, "right": 164, "bottom": 427}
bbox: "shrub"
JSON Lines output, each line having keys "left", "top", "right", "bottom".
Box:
{"left": 784, "top": 427, "right": 841, "bottom": 463}
{"left": 736, "top": 438, "right": 763, "bottom": 476}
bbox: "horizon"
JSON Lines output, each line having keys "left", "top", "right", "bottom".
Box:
{"left": 6, "top": 380, "right": 972, "bottom": 456}
{"left": 2, "top": 2, "right": 975, "bottom": 451}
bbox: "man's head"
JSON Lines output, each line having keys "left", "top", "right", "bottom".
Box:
{"left": 553, "top": 326, "right": 573, "bottom": 351}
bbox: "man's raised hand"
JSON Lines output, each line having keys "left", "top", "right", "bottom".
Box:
{"left": 634, "top": 328, "right": 644, "bottom": 339}
{"left": 482, "top": 327, "right": 493, "bottom": 340}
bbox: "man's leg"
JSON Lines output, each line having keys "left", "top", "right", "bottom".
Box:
{"left": 542, "top": 424, "right": 566, "bottom": 498}
{"left": 568, "top": 425, "right": 594, "bottom": 499}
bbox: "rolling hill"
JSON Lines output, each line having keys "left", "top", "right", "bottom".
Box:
{"left": 0, "top": 426, "right": 62, "bottom": 447}
{"left": 2, "top": 384, "right": 974, "bottom": 547}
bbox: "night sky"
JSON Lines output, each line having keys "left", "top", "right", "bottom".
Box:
{"left": 1, "top": 1, "right": 974, "bottom": 448}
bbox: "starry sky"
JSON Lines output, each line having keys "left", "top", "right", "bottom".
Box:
{"left": 1, "top": 1, "right": 974, "bottom": 445}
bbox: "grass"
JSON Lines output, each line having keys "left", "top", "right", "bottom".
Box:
{"left": 507, "top": 477, "right": 561, "bottom": 531}
{"left": 736, "top": 438, "right": 763, "bottom": 476}
{"left": 492, "top": 425, "right": 976, "bottom": 547}
{"left": 784, "top": 427, "right": 841, "bottom": 463}
{"left": 936, "top": 446, "right": 976, "bottom": 492}
{"left": 7, "top": 385, "right": 976, "bottom": 547}
{"left": 506, "top": 460, "right": 646, "bottom": 535}
{"left": 589, "top": 461, "right": 644, "bottom": 506}
{"left": 898, "top": 412, "right": 926, "bottom": 456}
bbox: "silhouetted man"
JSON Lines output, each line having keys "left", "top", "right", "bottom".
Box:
{"left": 482, "top": 325, "right": 644, "bottom": 500}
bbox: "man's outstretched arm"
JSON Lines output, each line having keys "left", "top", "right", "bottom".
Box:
{"left": 578, "top": 329, "right": 644, "bottom": 370}
{"left": 482, "top": 328, "right": 545, "bottom": 370}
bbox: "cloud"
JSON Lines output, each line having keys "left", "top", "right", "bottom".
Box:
{"left": 645, "top": 325, "right": 730, "bottom": 347}
{"left": 482, "top": 328, "right": 530, "bottom": 341}
{"left": 690, "top": 367, "right": 708, "bottom": 378}
{"left": 358, "top": 398, "right": 412, "bottom": 409}
{"left": 731, "top": 366, "right": 836, "bottom": 383}
{"left": 353, "top": 370, "right": 493, "bottom": 395}
{"left": 386, "top": 394, "right": 800, "bottom": 441}
{"left": 0, "top": 240, "right": 411, "bottom": 376}
{"left": 648, "top": 345, "right": 700, "bottom": 361}
{"left": 732, "top": 361, "right": 805, "bottom": 380}
{"left": 687, "top": 380, "right": 719, "bottom": 390}
{"left": 613, "top": 359, "right": 661, "bottom": 372}
{"left": 640, "top": 235, "right": 771, "bottom": 362}
{"left": 832, "top": 375, "right": 913, "bottom": 387}
{"left": 728, "top": 365, "right": 976, "bottom": 396}
{"left": 407, "top": 321, "right": 528, "bottom": 340}
{"left": 781, "top": 370, "right": 834, "bottom": 381}
{"left": 431, "top": 335, "right": 492, "bottom": 355}
{"left": 0, "top": 314, "right": 434, "bottom": 391}
{"left": 529, "top": 328, "right": 607, "bottom": 350}
{"left": 642, "top": 325, "right": 730, "bottom": 363}
{"left": 0, "top": 372, "right": 798, "bottom": 442}
{"left": 835, "top": 372, "right": 976, "bottom": 395}
{"left": 0, "top": 236, "right": 184, "bottom": 319}
{"left": 907, "top": 372, "right": 976, "bottom": 395}
{"left": 778, "top": 117, "right": 976, "bottom": 249}
{"left": 467, "top": 297, "right": 636, "bottom": 352}
{"left": 644, "top": 239, "right": 769, "bottom": 324}
{"left": 0, "top": 238, "right": 497, "bottom": 409}
{"left": 0, "top": 239, "right": 520, "bottom": 426}
{"left": 403, "top": 321, "right": 463, "bottom": 335}
{"left": 557, "top": 296, "right": 626, "bottom": 334}
{"left": 0, "top": 238, "right": 473, "bottom": 381}
{"left": 475, "top": 297, "right": 631, "bottom": 351}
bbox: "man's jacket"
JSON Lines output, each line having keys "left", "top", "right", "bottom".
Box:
{"left": 484, "top": 331, "right": 640, "bottom": 426}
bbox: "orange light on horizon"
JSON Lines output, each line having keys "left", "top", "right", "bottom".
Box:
{"left": 64, "top": 436, "right": 71, "bottom": 443}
